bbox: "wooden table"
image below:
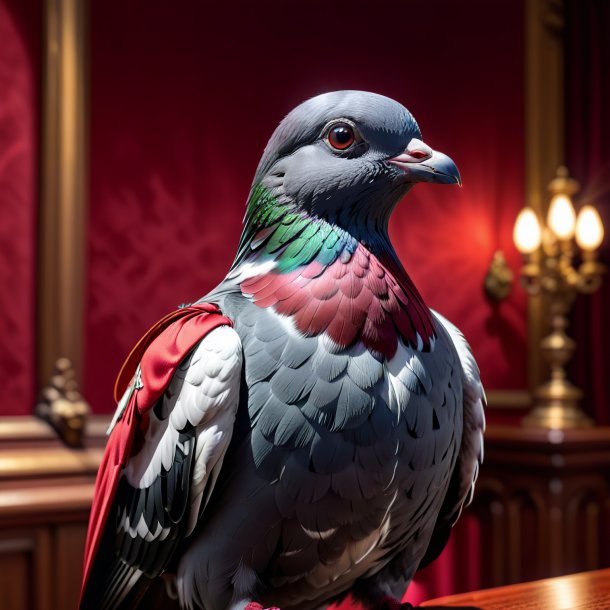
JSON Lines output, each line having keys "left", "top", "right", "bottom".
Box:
{"left": 420, "top": 568, "right": 610, "bottom": 609}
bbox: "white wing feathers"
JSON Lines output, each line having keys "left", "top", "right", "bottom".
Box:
{"left": 124, "top": 325, "right": 243, "bottom": 535}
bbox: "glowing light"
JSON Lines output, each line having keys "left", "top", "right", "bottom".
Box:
{"left": 575, "top": 205, "right": 604, "bottom": 251}
{"left": 547, "top": 194, "right": 576, "bottom": 240}
{"left": 514, "top": 207, "right": 542, "bottom": 254}
{"left": 550, "top": 579, "right": 578, "bottom": 609}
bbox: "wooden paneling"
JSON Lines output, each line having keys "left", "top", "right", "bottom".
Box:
{"left": 0, "top": 529, "right": 51, "bottom": 610}
{"left": 55, "top": 524, "right": 89, "bottom": 609}
{"left": 465, "top": 425, "right": 610, "bottom": 587}
{"left": 0, "top": 525, "right": 88, "bottom": 610}
{"left": 0, "top": 535, "right": 35, "bottom": 610}
{"left": 0, "top": 416, "right": 105, "bottom": 610}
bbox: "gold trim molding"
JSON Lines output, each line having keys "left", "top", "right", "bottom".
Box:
{"left": 486, "top": 0, "right": 567, "bottom": 408}
{"left": 38, "top": 0, "right": 89, "bottom": 388}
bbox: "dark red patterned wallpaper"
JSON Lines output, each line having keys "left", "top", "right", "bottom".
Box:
{"left": 86, "top": 0, "right": 526, "bottom": 413}
{"left": 0, "top": 0, "right": 40, "bottom": 415}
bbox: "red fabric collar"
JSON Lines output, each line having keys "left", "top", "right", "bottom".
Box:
{"left": 114, "top": 302, "right": 231, "bottom": 407}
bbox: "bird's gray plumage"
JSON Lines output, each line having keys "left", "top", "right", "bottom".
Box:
{"left": 169, "top": 295, "right": 466, "bottom": 610}
{"left": 87, "top": 90, "right": 484, "bottom": 610}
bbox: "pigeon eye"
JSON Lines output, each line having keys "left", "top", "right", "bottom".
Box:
{"left": 327, "top": 123, "right": 355, "bottom": 150}
{"left": 409, "top": 150, "right": 429, "bottom": 160}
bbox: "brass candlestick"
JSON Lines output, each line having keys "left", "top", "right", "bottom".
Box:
{"left": 514, "top": 167, "right": 605, "bottom": 429}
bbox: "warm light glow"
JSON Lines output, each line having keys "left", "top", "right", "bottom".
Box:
{"left": 547, "top": 194, "right": 576, "bottom": 240}
{"left": 575, "top": 205, "right": 604, "bottom": 251}
{"left": 550, "top": 579, "right": 578, "bottom": 609}
{"left": 514, "top": 207, "right": 542, "bottom": 254}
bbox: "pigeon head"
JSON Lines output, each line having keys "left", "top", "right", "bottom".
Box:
{"left": 249, "top": 90, "right": 460, "bottom": 235}
{"left": 231, "top": 91, "right": 456, "bottom": 350}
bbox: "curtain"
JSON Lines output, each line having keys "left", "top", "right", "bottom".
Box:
{"left": 565, "top": 0, "right": 610, "bottom": 425}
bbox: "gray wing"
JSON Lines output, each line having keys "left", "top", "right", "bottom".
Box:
{"left": 90, "top": 325, "right": 243, "bottom": 610}
{"left": 417, "top": 310, "right": 486, "bottom": 569}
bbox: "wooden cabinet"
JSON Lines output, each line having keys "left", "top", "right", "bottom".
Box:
{"left": 0, "top": 417, "right": 106, "bottom": 610}
{"left": 466, "top": 425, "right": 610, "bottom": 587}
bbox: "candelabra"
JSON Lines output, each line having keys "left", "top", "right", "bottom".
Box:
{"left": 513, "top": 166, "right": 605, "bottom": 428}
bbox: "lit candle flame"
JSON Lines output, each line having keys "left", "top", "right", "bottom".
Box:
{"left": 575, "top": 205, "right": 604, "bottom": 251}
{"left": 547, "top": 194, "right": 576, "bottom": 240}
{"left": 514, "top": 207, "right": 542, "bottom": 254}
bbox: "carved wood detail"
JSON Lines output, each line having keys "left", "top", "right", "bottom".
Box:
{"left": 461, "top": 424, "right": 610, "bottom": 588}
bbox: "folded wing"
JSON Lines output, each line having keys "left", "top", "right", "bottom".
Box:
{"left": 80, "top": 308, "right": 242, "bottom": 610}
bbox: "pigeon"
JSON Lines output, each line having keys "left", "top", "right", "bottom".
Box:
{"left": 79, "top": 90, "right": 485, "bottom": 610}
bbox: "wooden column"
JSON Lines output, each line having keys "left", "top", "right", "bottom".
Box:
{"left": 38, "top": 0, "right": 89, "bottom": 388}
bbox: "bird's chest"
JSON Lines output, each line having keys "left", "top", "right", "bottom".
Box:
{"left": 236, "top": 242, "right": 437, "bottom": 355}
{"left": 225, "top": 302, "right": 460, "bottom": 599}
{"left": 233, "top": 299, "right": 456, "bottom": 497}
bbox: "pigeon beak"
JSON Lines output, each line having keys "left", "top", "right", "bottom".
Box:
{"left": 387, "top": 138, "right": 462, "bottom": 186}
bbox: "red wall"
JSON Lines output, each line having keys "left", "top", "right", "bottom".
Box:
{"left": 85, "top": 0, "right": 527, "bottom": 412}
{"left": 0, "top": 0, "right": 40, "bottom": 415}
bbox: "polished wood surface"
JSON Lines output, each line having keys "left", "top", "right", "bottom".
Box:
{"left": 421, "top": 568, "right": 610, "bottom": 609}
